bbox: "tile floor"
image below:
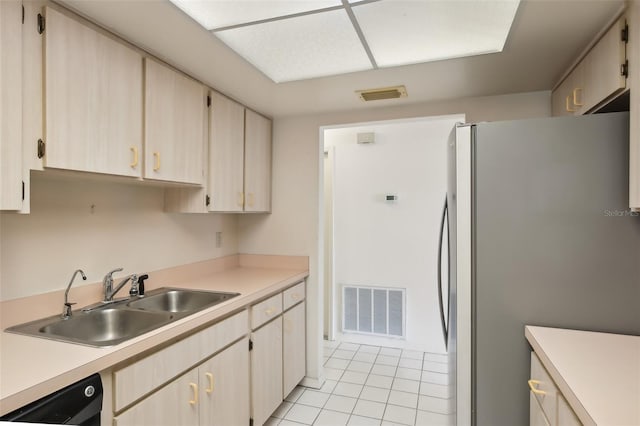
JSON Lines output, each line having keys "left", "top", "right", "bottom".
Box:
{"left": 265, "top": 341, "right": 453, "bottom": 426}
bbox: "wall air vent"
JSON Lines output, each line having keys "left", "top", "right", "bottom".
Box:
{"left": 356, "top": 85, "right": 407, "bottom": 102}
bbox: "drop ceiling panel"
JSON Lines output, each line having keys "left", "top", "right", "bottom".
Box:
{"left": 215, "top": 9, "right": 373, "bottom": 83}
{"left": 170, "top": 0, "right": 342, "bottom": 30}
{"left": 352, "top": 0, "right": 520, "bottom": 67}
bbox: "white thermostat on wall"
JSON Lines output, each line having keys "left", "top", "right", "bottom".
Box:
{"left": 357, "top": 132, "right": 375, "bottom": 144}
{"left": 385, "top": 194, "right": 398, "bottom": 203}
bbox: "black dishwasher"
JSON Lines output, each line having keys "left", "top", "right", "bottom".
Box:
{"left": 0, "top": 373, "right": 102, "bottom": 425}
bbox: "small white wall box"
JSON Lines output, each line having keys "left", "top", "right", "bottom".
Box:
{"left": 357, "top": 132, "right": 375, "bottom": 144}
{"left": 385, "top": 195, "right": 398, "bottom": 202}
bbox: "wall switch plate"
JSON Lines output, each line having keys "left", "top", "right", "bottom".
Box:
{"left": 215, "top": 231, "right": 222, "bottom": 248}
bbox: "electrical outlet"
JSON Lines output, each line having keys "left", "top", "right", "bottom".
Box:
{"left": 215, "top": 232, "right": 222, "bottom": 248}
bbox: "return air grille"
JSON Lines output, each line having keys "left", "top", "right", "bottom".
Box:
{"left": 342, "top": 285, "right": 405, "bottom": 338}
{"left": 356, "top": 85, "right": 407, "bottom": 101}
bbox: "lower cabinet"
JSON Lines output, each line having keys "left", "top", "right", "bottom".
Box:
{"left": 283, "top": 301, "right": 306, "bottom": 398}
{"left": 115, "top": 337, "right": 249, "bottom": 426}
{"left": 529, "top": 352, "right": 582, "bottom": 426}
{"left": 251, "top": 317, "right": 283, "bottom": 426}
{"left": 530, "top": 393, "right": 551, "bottom": 426}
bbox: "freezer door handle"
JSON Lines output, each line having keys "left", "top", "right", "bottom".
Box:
{"left": 437, "top": 196, "right": 449, "bottom": 350}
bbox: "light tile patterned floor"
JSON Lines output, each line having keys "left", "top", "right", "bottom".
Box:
{"left": 265, "top": 341, "right": 453, "bottom": 426}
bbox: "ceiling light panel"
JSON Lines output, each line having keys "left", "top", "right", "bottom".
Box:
{"left": 170, "top": 0, "right": 342, "bottom": 30}
{"left": 215, "top": 9, "right": 373, "bottom": 82}
{"left": 352, "top": 0, "right": 520, "bottom": 67}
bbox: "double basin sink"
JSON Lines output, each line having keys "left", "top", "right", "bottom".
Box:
{"left": 6, "top": 288, "right": 240, "bottom": 347}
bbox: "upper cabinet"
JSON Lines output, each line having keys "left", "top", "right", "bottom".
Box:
{"left": 43, "top": 7, "right": 143, "bottom": 177}
{"left": 144, "top": 59, "right": 206, "bottom": 185}
{"left": 244, "top": 110, "right": 272, "bottom": 213}
{"left": 209, "top": 91, "right": 272, "bottom": 213}
{"left": 209, "top": 91, "right": 245, "bottom": 212}
{"left": 0, "top": 0, "right": 23, "bottom": 210}
{"left": 552, "top": 16, "right": 627, "bottom": 116}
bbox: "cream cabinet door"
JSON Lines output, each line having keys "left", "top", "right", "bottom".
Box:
{"left": 283, "top": 301, "right": 306, "bottom": 398}
{"left": 244, "top": 109, "right": 272, "bottom": 212}
{"left": 209, "top": 91, "right": 244, "bottom": 212}
{"left": 114, "top": 369, "right": 199, "bottom": 426}
{"left": 0, "top": 0, "right": 23, "bottom": 210}
{"left": 251, "top": 317, "right": 283, "bottom": 426}
{"left": 530, "top": 393, "right": 551, "bottom": 426}
{"left": 144, "top": 58, "right": 205, "bottom": 185}
{"left": 43, "top": 7, "right": 142, "bottom": 177}
{"left": 582, "top": 17, "right": 626, "bottom": 112}
{"left": 200, "top": 338, "right": 250, "bottom": 426}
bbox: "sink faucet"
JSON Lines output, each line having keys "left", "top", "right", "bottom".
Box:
{"left": 103, "top": 268, "right": 137, "bottom": 302}
{"left": 62, "top": 269, "right": 87, "bottom": 319}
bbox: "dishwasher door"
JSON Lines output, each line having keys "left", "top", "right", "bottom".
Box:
{"left": 0, "top": 374, "right": 102, "bottom": 425}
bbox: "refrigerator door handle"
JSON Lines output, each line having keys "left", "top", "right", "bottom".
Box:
{"left": 437, "top": 196, "right": 449, "bottom": 349}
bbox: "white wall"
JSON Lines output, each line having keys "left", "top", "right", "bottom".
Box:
{"left": 0, "top": 174, "right": 238, "bottom": 301}
{"left": 237, "top": 90, "right": 551, "bottom": 385}
{"left": 328, "top": 116, "right": 462, "bottom": 353}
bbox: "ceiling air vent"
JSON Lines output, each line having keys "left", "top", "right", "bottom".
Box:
{"left": 356, "top": 85, "right": 407, "bottom": 102}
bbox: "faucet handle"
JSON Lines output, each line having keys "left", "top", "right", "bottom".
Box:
{"left": 104, "top": 268, "right": 124, "bottom": 281}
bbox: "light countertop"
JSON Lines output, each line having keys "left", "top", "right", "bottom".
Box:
{"left": 525, "top": 326, "right": 640, "bottom": 426}
{"left": 0, "top": 257, "right": 308, "bottom": 416}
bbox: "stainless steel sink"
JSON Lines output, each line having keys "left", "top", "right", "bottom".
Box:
{"left": 6, "top": 308, "right": 174, "bottom": 347}
{"left": 5, "top": 288, "right": 240, "bottom": 347}
{"left": 127, "top": 288, "right": 240, "bottom": 313}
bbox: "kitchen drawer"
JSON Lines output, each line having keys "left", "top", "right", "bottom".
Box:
{"left": 250, "top": 293, "right": 282, "bottom": 330}
{"left": 558, "top": 394, "right": 582, "bottom": 426}
{"left": 114, "top": 309, "right": 248, "bottom": 411}
{"left": 530, "top": 352, "right": 559, "bottom": 425}
{"left": 283, "top": 281, "right": 305, "bottom": 311}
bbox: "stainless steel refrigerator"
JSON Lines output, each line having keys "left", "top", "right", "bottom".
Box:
{"left": 438, "top": 112, "right": 640, "bottom": 426}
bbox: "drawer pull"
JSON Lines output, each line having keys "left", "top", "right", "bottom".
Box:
{"left": 265, "top": 308, "right": 274, "bottom": 316}
{"left": 189, "top": 382, "right": 198, "bottom": 405}
{"left": 205, "top": 372, "right": 214, "bottom": 394}
{"left": 572, "top": 87, "right": 583, "bottom": 106}
{"left": 153, "top": 152, "right": 161, "bottom": 171}
{"left": 291, "top": 293, "right": 300, "bottom": 300}
{"left": 130, "top": 146, "right": 138, "bottom": 168}
{"left": 528, "top": 379, "right": 546, "bottom": 395}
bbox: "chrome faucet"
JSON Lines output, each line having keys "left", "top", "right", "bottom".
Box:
{"left": 62, "top": 269, "right": 87, "bottom": 319}
{"left": 103, "top": 268, "right": 138, "bottom": 302}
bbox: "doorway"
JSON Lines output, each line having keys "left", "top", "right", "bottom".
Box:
{"left": 321, "top": 115, "right": 464, "bottom": 353}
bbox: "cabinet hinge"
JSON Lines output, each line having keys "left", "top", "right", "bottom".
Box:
{"left": 22, "top": 181, "right": 25, "bottom": 201}
{"left": 207, "top": 95, "right": 211, "bottom": 107}
{"left": 249, "top": 418, "right": 253, "bottom": 426}
{"left": 621, "top": 59, "right": 629, "bottom": 78}
{"left": 22, "top": 5, "right": 24, "bottom": 24}
{"left": 37, "top": 13, "right": 45, "bottom": 34}
{"left": 37, "top": 139, "right": 45, "bottom": 159}
{"left": 205, "top": 195, "right": 211, "bottom": 206}
{"left": 249, "top": 340, "right": 253, "bottom": 351}
{"left": 621, "top": 23, "right": 629, "bottom": 43}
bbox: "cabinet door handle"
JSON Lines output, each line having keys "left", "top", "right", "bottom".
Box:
{"left": 237, "top": 192, "right": 244, "bottom": 207}
{"left": 188, "top": 382, "right": 198, "bottom": 405}
{"left": 528, "top": 379, "right": 546, "bottom": 395}
{"left": 153, "top": 152, "right": 161, "bottom": 171}
{"left": 205, "top": 372, "right": 214, "bottom": 394}
{"left": 130, "top": 147, "right": 138, "bottom": 168}
{"left": 573, "top": 88, "right": 583, "bottom": 106}
{"left": 565, "top": 95, "right": 576, "bottom": 112}
{"left": 247, "top": 193, "right": 254, "bottom": 207}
